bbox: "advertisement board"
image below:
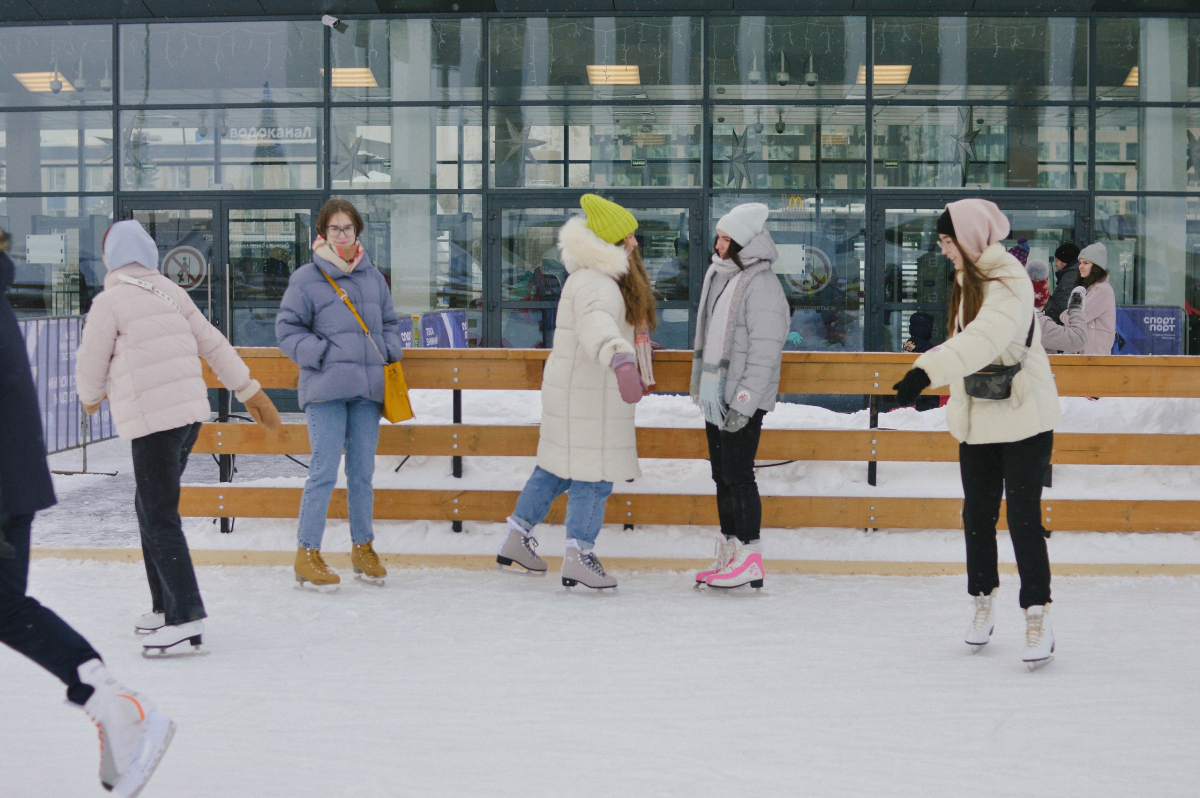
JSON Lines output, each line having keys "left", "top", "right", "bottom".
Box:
{"left": 1112, "top": 306, "right": 1185, "bottom": 356}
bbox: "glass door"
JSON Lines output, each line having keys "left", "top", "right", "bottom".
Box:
{"left": 487, "top": 194, "right": 702, "bottom": 348}
{"left": 868, "top": 195, "right": 1090, "bottom": 352}
{"left": 124, "top": 201, "right": 220, "bottom": 329}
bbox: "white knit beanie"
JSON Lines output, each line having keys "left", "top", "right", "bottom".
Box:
{"left": 1077, "top": 242, "right": 1108, "bottom": 269}
{"left": 103, "top": 219, "right": 160, "bottom": 273}
{"left": 1026, "top": 258, "right": 1050, "bottom": 282}
{"left": 716, "top": 203, "right": 770, "bottom": 247}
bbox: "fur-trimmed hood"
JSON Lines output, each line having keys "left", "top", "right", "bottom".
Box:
{"left": 557, "top": 215, "right": 630, "bottom": 279}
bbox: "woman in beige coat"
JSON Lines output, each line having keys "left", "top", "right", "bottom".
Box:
{"left": 893, "top": 198, "right": 1061, "bottom": 671}
{"left": 1075, "top": 242, "right": 1117, "bottom": 355}
{"left": 76, "top": 220, "right": 280, "bottom": 656}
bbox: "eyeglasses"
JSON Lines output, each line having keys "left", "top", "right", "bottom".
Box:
{"left": 326, "top": 225, "right": 356, "bottom": 238}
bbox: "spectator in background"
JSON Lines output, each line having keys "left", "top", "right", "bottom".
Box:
{"left": 1076, "top": 243, "right": 1117, "bottom": 355}
{"left": 1028, "top": 257, "right": 1087, "bottom": 355}
{"left": 902, "top": 311, "right": 939, "bottom": 411}
{"left": 1045, "top": 243, "right": 1081, "bottom": 323}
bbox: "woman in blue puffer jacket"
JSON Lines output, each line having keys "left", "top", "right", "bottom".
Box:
{"left": 276, "top": 199, "right": 403, "bottom": 591}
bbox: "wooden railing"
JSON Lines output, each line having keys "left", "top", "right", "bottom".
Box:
{"left": 183, "top": 348, "right": 1200, "bottom": 534}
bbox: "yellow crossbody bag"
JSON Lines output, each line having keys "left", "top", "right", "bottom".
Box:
{"left": 322, "top": 271, "right": 414, "bottom": 424}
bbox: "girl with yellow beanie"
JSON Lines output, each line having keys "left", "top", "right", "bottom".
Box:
{"left": 495, "top": 194, "right": 656, "bottom": 590}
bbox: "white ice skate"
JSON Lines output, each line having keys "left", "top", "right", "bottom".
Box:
{"left": 1022, "top": 605, "right": 1055, "bottom": 671}
{"left": 134, "top": 612, "right": 165, "bottom": 635}
{"left": 495, "top": 517, "right": 547, "bottom": 575}
{"left": 78, "top": 659, "right": 175, "bottom": 798}
{"left": 706, "top": 541, "right": 765, "bottom": 592}
{"left": 141, "top": 620, "right": 208, "bottom": 658}
{"left": 965, "top": 590, "right": 996, "bottom": 651}
{"left": 694, "top": 536, "right": 736, "bottom": 590}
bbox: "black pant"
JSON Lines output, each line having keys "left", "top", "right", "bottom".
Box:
{"left": 0, "top": 513, "right": 101, "bottom": 705}
{"left": 704, "top": 409, "right": 767, "bottom": 544}
{"left": 132, "top": 422, "right": 206, "bottom": 626}
{"left": 959, "top": 430, "right": 1054, "bottom": 609}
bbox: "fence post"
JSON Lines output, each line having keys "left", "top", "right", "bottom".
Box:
{"left": 452, "top": 387, "right": 463, "bottom": 533}
{"left": 867, "top": 394, "right": 878, "bottom": 488}
{"left": 217, "top": 388, "right": 233, "bottom": 533}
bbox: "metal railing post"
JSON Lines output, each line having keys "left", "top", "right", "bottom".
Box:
{"left": 867, "top": 394, "right": 879, "bottom": 488}
{"left": 218, "top": 388, "right": 233, "bottom": 533}
{"left": 452, "top": 387, "right": 463, "bottom": 533}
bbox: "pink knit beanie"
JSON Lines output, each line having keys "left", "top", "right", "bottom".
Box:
{"left": 944, "top": 199, "right": 1011, "bottom": 262}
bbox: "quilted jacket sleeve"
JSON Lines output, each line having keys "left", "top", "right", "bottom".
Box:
{"left": 729, "top": 273, "right": 790, "bottom": 416}
{"left": 916, "top": 276, "right": 1028, "bottom": 389}
{"left": 180, "top": 288, "right": 253, "bottom": 398}
{"left": 573, "top": 272, "right": 635, "bottom": 368}
{"left": 275, "top": 270, "right": 329, "bottom": 371}
{"left": 75, "top": 295, "right": 118, "bottom": 406}
{"left": 1038, "top": 304, "right": 1087, "bottom": 354}
{"left": 378, "top": 270, "right": 403, "bottom": 362}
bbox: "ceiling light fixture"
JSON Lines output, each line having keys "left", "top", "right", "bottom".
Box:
{"left": 13, "top": 71, "right": 75, "bottom": 93}
{"left": 1123, "top": 66, "right": 1138, "bottom": 88}
{"left": 856, "top": 65, "right": 912, "bottom": 85}
{"left": 587, "top": 65, "right": 641, "bottom": 85}
{"left": 328, "top": 68, "right": 379, "bottom": 88}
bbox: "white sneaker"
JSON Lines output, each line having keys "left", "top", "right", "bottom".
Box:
{"left": 965, "top": 590, "right": 996, "bottom": 650}
{"left": 141, "top": 620, "right": 206, "bottom": 658}
{"left": 1022, "top": 605, "right": 1055, "bottom": 671}
{"left": 134, "top": 612, "right": 165, "bottom": 635}
{"left": 77, "top": 660, "right": 175, "bottom": 798}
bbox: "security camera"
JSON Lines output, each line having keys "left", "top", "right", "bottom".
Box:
{"left": 776, "top": 52, "right": 790, "bottom": 87}
{"left": 747, "top": 54, "right": 762, "bottom": 85}
{"left": 804, "top": 54, "right": 818, "bottom": 88}
{"left": 322, "top": 14, "right": 348, "bottom": 33}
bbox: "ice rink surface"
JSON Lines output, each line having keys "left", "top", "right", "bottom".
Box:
{"left": 4, "top": 560, "right": 1198, "bottom": 798}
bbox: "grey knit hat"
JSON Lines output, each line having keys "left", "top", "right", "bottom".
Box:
{"left": 1077, "top": 242, "right": 1108, "bottom": 269}
{"left": 1025, "top": 258, "right": 1050, "bottom": 282}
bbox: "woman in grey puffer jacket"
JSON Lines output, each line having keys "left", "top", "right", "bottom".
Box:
{"left": 276, "top": 199, "right": 403, "bottom": 590}
{"left": 690, "top": 203, "right": 790, "bottom": 591}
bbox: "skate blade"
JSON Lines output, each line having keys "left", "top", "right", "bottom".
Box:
{"left": 967, "top": 642, "right": 989, "bottom": 653}
{"left": 354, "top": 574, "right": 386, "bottom": 587}
{"left": 561, "top": 579, "right": 618, "bottom": 593}
{"left": 1025, "top": 655, "right": 1054, "bottom": 672}
{"left": 134, "top": 627, "right": 163, "bottom": 636}
{"left": 113, "top": 711, "right": 175, "bottom": 798}
{"left": 142, "top": 643, "right": 209, "bottom": 659}
{"left": 294, "top": 580, "right": 340, "bottom": 594}
{"left": 493, "top": 564, "right": 548, "bottom": 577}
{"left": 705, "top": 579, "right": 766, "bottom": 595}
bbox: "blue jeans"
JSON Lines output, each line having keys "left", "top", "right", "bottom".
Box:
{"left": 511, "top": 466, "right": 613, "bottom": 547}
{"left": 297, "top": 398, "right": 381, "bottom": 550}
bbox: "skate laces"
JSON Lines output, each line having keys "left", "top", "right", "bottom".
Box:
{"left": 582, "top": 552, "right": 606, "bottom": 576}
{"left": 709, "top": 538, "right": 733, "bottom": 570}
{"left": 1025, "top": 612, "right": 1046, "bottom": 648}
{"left": 971, "top": 596, "right": 993, "bottom": 632}
{"left": 522, "top": 534, "right": 540, "bottom": 556}
{"left": 356, "top": 544, "right": 380, "bottom": 568}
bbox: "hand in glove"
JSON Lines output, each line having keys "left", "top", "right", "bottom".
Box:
{"left": 722, "top": 409, "right": 751, "bottom": 433}
{"left": 611, "top": 353, "right": 643, "bottom": 404}
{"left": 893, "top": 367, "right": 931, "bottom": 406}
{"left": 82, "top": 394, "right": 105, "bottom": 415}
{"left": 1068, "top": 285, "right": 1086, "bottom": 309}
{"left": 244, "top": 389, "right": 282, "bottom": 431}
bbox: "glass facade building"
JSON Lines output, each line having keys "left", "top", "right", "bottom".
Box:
{"left": 3, "top": 11, "right": 1199, "bottom": 355}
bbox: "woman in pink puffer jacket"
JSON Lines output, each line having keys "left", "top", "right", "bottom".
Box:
{"left": 76, "top": 220, "right": 280, "bottom": 657}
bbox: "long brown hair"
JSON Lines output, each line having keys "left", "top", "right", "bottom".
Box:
{"left": 946, "top": 237, "right": 1003, "bottom": 337}
{"left": 1079, "top": 263, "right": 1108, "bottom": 289}
{"left": 619, "top": 246, "right": 657, "bottom": 331}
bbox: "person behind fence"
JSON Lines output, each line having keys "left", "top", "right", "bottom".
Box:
{"left": 1044, "top": 242, "right": 1080, "bottom": 323}
{"left": 2, "top": 226, "right": 177, "bottom": 795}
{"left": 1075, "top": 243, "right": 1117, "bottom": 356}
{"left": 76, "top": 220, "right": 282, "bottom": 657}
{"left": 276, "top": 198, "right": 402, "bottom": 591}
{"left": 902, "top": 311, "right": 939, "bottom": 412}
{"left": 494, "top": 194, "right": 656, "bottom": 590}
{"left": 1028, "top": 257, "right": 1087, "bottom": 355}
{"left": 892, "top": 198, "right": 1062, "bottom": 671}
{"left": 691, "top": 203, "right": 790, "bottom": 591}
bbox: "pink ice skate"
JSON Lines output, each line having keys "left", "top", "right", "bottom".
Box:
{"left": 694, "top": 536, "right": 736, "bottom": 589}
{"left": 706, "top": 542, "right": 764, "bottom": 590}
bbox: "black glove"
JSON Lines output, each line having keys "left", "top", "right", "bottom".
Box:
{"left": 893, "top": 368, "right": 931, "bottom": 406}
{"left": 722, "top": 409, "right": 751, "bottom": 433}
{"left": 0, "top": 524, "right": 13, "bottom": 559}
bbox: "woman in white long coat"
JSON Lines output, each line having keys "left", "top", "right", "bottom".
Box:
{"left": 495, "top": 195, "right": 657, "bottom": 590}
{"left": 893, "top": 198, "right": 1062, "bottom": 670}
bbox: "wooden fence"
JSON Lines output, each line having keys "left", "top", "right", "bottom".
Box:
{"left": 184, "top": 349, "right": 1200, "bottom": 534}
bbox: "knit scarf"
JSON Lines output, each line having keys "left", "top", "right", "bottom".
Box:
{"left": 635, "top": 322, "right": 655, "bottom": 389}
{"left": 690, "top": 256, "right": 768, "bottom": 425}
{"left": 313, "top": 236, "right": 364, "bottom": 273}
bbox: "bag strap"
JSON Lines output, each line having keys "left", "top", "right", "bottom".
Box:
{"left": 116, "top": 273, "right": 182, "bottom": 314}
{"left": 321, "top": 269, "right": 388, "bottom": 365}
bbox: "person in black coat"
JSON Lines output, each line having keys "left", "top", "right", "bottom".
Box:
{"left": 1044, "top": 243, "right": 1080, "bottom": 323}
{"left": 902, "top": 311, "right": 939, "bottom": 411}
{"left": 0, "top": 230, "right": 175, "bottom": 794}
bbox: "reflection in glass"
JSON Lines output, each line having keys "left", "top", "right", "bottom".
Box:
{"left": 130, "top": 207, "right": 214, "bottom": 320}
{"left": 120, "top": 108, "right": 322, "bottom": 190}
{"left": 712, "top": 194, "right": 865, "bottom": 352}
{"left": 1096, "top": 18, "right": 1200, "bottom": 103}
{"left": 1095, "top": 107, "right": 1200, "bottom": 192}
{"left": 711, "top": 106, "right": 865, "bottom": 190}
{"left": 0, "top": 195, "right": 111, "bottom": 317}
{"left": 344, "top": 194, "right": 484, "bottom": 346}
{"left": 489, "top": 17, "right": 701, "bottom": 102}
{"left": 708, "top": 17, "right": 866, "bottom": 101}
{"left": 1094, "top": 196, "right": 1195, "bottom": 316}
{"left": 330, "top": 19, "right": 483, "bottom": 102}
{"left": 873, "top": 17, "right": 1087, "bottom": 101}
{"left": 872, "top": 106, "right": 1087, "bottom": 189}
{"left": 0, "top": 25, "right": 113, "bottom": 108}
{"left": 0, "top": 111, "right": 113, "bottom": 192}
{"left": 331, "top": 106, "right": 482, "bottom": 190}
{"left": 120, "top": 22, "right": 323, "bottom": 105}
{"left": 490, "top": 105, "right": 701, "bottom": 189}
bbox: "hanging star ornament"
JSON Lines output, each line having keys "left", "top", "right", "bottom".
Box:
{"left": 724, "top": 127, "right": 754, "bottom": 188}
{"left": 497, "top": 119, "right": 547, "bottom": 165}
{"left": 332, "top": 134, "right": 387, "bottom": 182}
{"left": 950, "top": 108, "right": 982, "bottom": 184}
{"left": 1187, "top": 130, "right": 1200, "bottom": 176}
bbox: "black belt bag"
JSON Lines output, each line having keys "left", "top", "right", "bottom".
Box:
{"left": 962, "top": 318, "right": 1035, "bottom": 401}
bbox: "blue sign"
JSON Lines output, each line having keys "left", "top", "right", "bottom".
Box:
{"left": 1113, "top": 306, "right": 1185, "bottom": 355}
{"left": 420, "top": 310, "right": 467, "bottom": 348}
{"left": 397, "top": 316, "right": 415, "bottom": 348}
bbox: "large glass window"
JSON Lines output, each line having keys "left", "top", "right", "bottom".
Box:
{"left": 120, "top": 21, "right": 323, "bottom": 105}
{"left": 711, "top": 106, "right": 866, "bottom": 190}
{"left": 711, "top": 194, "right": 866, "bottom": 352}
{"left": 0, "top": 111, "right": 113, "bottom": 192}
{"left": 120, "top": 108, "right": 322, "bottom": 191}
{"left": 873, "top": 17, "right": 1088, "bottom": 101}
{"left": 330, "top": 19, "right": 483, "bottom": 103}
{"left": 331, "top": 106, "right": 483, "bottom": 191}
{"left": 489, "top": 17, "right": 702, "bottom": 102}
{"left": 1095, "top": 196, "right": 1194, "bottom": 311}
{"left": 708, "top": 17, "right": 867, "bottom": 101}
{"left": 872, "top": 106, "right": 1088, "bottom": 189}
{"left": 0, "top": 25, "right": 112, "bottom": 108}
{"left": 490, "top": 105, "right": 702, "bottom": 189}
{"left": 1095, "top": 107, "right": 1200, "bottom": 192}
{"left": 0, "top": 195, "right": 112, "bottom": 317}
{"left": 1096, "top": 18, "right": 1200, "bottom": 102}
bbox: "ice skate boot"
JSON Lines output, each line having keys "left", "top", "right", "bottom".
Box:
{"left": 77, "top": 659, "right": 175, "bottom": 798}
{"left": 706, "top": 540, "right": 764, "bottom": 591}
{"left": 134, "top": 612, "right": 165, "bottom": 635}
{"left": 496, "top": 517, "right": 547, "bottom": 574}
{"left": 694, "top": 535, "right": 736, "bottom": 590}
{"left": 561, "top": 545, "right": 617, "bottom": 590}
{"left": 141, "top": 620, "right": 207, "bottom": 658}
{"left": 351, "top": 541, "right": 387, "bottom": 586}
{"left": 1022, "top": 605, "right": 1055, "bottom": 671}
{"left": 965, "top": 590, "right": 996, "bottom": 651}
{"left": 294, "top": 547, "right": 340, "bottom": 592}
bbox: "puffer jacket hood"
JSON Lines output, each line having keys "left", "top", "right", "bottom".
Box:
{"left": 734, "top": 229, "right": 779, "bottom": 269}
{"left": 103, "top": 220, "right": 160, "bottom": 273}
{"left": 557, "top": 216, "right": 629, "bottom": 280}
